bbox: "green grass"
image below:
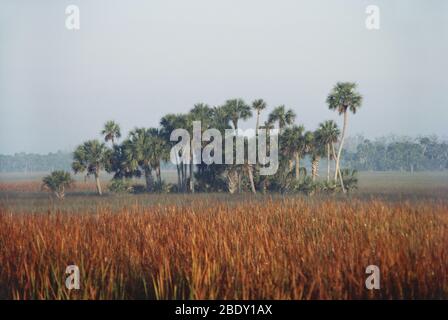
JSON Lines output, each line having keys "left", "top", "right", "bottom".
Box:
{"left": 0, "top": 171, "right": 447, "bottom": 213}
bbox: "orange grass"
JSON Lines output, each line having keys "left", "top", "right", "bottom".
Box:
{"left": 0, "top": 198, "right": 447, "bottom": 299}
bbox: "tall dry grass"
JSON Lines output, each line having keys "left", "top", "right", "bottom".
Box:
{"left": 0, "top": 197, "right": 447, "bottom": 299}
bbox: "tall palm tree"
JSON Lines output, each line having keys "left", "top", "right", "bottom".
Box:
{"left": 318, "top": 120, "right": 340, "bottom": 182}
{"left": 326, "top": 82, "right": 363, "bottom": 192}
{"left": 223, "top": 98, "right": 252, "bottom": 132}
{"left": 147, "top": 128, "right": 170, "bottom": 186}
{"left": 267, "top": 105, "right": 296, "bottom": 133}
{"left": 72, "top": 140, "right": 109, "bottom": 195}
{"left": 251, "top": 99, "right": 267, "bottom": 134}
{"left": 281, "top": 125, "right": 304, "bottom": 177}
{"left": 222, "top": 99, "right": 253, "bottom": 193}
{"left": 101, "top": 120, "right": 121, "bottom": 146}
{"left": 188, "top": 103, "right": 214, "bottom": 193}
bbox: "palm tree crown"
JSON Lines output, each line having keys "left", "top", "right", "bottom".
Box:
{"left": 101, "top": 120, "right": 121, "bottom": 145}
{"left": 223, "top": 98, "right": 252, "bottom": 131}
{"left": 268, "top": 105, "right": 296, "bottom": 132}
{"left": 326, "top": 82, "right": 362, "bottom": 114}
{"left": 72, "top": 140, "right": 109, "bottom": 176}
{"left": 252, "top": 99, "right": 267, "bottom": 113}
{"left": 318, "top": 120, "right": 340, "bottom": 146}
{"left": 252, "top": 99, "right": 267, "bottom": 134}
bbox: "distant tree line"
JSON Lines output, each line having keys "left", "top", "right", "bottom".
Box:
{"left": 0, "top": 152, "right": 176, "bottom": 173}
{"left": 342, "top": 136, "right": 448, "bottom": 172}
{"left": 0, "top": 151, "right": 72, "bottom": 173}
{"left": 4, "top": 136, "right": 445, "bottom": 175}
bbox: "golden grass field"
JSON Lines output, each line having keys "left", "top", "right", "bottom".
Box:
{"left": 0, "top": 172, "right": 447, "bottom": 300}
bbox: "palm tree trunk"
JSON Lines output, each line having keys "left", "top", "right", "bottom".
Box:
{"left": 227, "top": 169, "right": 238, "bottom": 194}
{"left": 256, "top": 111, "right": 260, "bottom": 136}
{"left": 255, "top": 111, "right": 260, "bottom": 177}
{"left": 95, "top": 172, "right": 102, "bottom": 195}
{"left": 288, "top": 159, "right": 293, "bottom": 172}
{"left": 311, "top": 157, "right": 319, "bottom": 182}
{"left": 176, "top": 164, "right": 181, "bottom": 190}
{"left": 332, "top": 143, "right": 337, "bottom": 177}
{"left": 247, "top": 165, "right": 256, "bottom": 194}
{"left": 331, "top": 143, "right": 345, "bottom": 190}
{"left": 190, "top": 161, "right": 194, "bottom": 193}
{"left": 60, "top": 186, "right": 65, "bottom": 200}
{"left": 238, "top": 171, "right": 242, "bottom": 193}
{"left": 295, "top": 152, "right": 300, "bottom": 180}
{"left": 175, "top": 154, "right": 181, "bottom": 190}
{"left": 335, "top": 111, "right": 348, "bottom": 193}
{"left": 181, "top": 163, "right": 187, "bottom": 192}
{"left": 157, "top": 165, "right": 162, "bottom": 185}
{"left": 144, "top": 169, "right": 153, "bottom": 192}
{"left": 327, "top": 144, "right": 330, "bottom": 183}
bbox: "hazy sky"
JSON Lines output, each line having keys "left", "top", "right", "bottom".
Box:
{"left": 0, "top": 0, "right": 447, "bottom": 154}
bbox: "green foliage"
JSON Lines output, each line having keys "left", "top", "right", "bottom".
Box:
{"left": 326, "top": 82, "right": 363, "bottom": 115}
{"left": 42, "top": 171, "right": 73, "bottom": 200}
{"left": 72, "top": 140, "right": 109, "bottom": 177}
{"left": 340, "top": 169, "right": 358, "bottom": 192}
{"left": 108, "top": 179, "right": 133, "bottom": 193}
{"left": 267, "top": 105, "right": 296, "bottom": 132}
{"left": 101, "top": 120, "right": 121, "bottom": 145}
{"left": 223, "top": 98, "right": 252, "bottom": 130}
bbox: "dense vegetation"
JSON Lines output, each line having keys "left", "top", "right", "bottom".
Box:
{"left": 66, "top": 82, "right": 365, "bottom": 195}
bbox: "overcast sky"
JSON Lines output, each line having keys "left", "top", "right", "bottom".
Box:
{"left": 0, "top": 0, "right": 447, "bottom": 154}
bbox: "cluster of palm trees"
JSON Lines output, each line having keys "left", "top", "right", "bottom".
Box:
{"left": 68, "top": 82, "right": 362, "bottom": 196}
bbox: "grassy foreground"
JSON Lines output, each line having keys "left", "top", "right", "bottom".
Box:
{"left": 0, "top": 196, "right": 447, "bottom": 299}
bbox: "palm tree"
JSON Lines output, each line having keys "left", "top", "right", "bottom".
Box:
{"left": 281, "top": 125, "right": 304, "bottom": 177}
{"left": 212, "top": 105, "right": 232, "bottom": 132}
{"left": 222, "top": 99, "right": 253, "bottom": 193}
{"left": 308, "top": 130, "right": 326, "bottom": 182}
{"left": 147, "top": 128, "right": 170, "bottom": 187}
{"left": 252, "top": 99, "right": 267, "bottom": 134}
{"left": 301, "top": 131, "right": 315, "bottom": 178}
{"left": 42, "top": 171, "right": 74, "bottom": 200}
{"left": 123, "top": 128, "right": 165, "bottom": 192}
{"left": 318, "top": 120, "right": 340, "bottom": 182}
{"left": 160, "top": 114, "right": 189, "bottom": 191}
{"left": 72, "top": 140, "right": 109, "bottom": 195}
{"left": 101, "top": 120, "right": 121, "bottom": 146}
{"left": 223, "top": 98, "right": 252, "bottom": 132}
{"left": 291, "top": 125, "right": 306, "bottom": 180}
{"left": 326, "top": 82, "right": 363, "bottom": 192}
{"left": 267, "top": 105, "right": 296, "bottom": 133}
{"left": 188, "top": 103, "right": 214, "bottom": 193}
